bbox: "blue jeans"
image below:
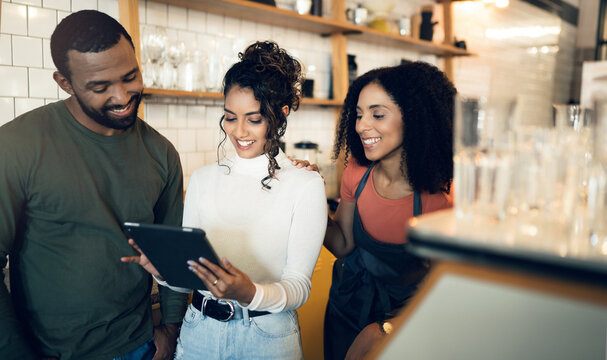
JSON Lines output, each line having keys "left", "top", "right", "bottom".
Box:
{"left": 112, "top": 338, "right": 156, "bottom": 360}
{"left": 175, "top": 303, "right": 303, "bottom": 359}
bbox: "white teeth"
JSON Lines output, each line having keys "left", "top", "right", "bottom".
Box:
{"left": 362, "top": 137, "right": 380, "bottom": 145}
{"left": 111, "top": 105, "right": 129, "bottom": 113}
{"left": 237, "top": 140, "right": 254, "bottom": 146}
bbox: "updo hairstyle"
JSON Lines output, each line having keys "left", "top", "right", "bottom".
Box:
{"left": 219, "top": 41, "right": 304, "bottom": 189}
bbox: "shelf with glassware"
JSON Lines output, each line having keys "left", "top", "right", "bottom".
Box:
{"left": 148, "top": 0, "right": 473, "bottom": 57}
{"left": 142, "top": 88, "right": 344, "bottom": 106}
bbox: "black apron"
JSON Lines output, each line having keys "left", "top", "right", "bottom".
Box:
{"left": 324, "top": 162, "right": 429, "bottom": 360}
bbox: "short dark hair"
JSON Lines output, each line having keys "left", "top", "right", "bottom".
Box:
{"left": 220, "top": 41, "right": 304, "bottom": 189}
{"left": 50, "top": 10, "right": 134, "bottom": 80}
{"left": 334, "top": 61, "right": 456, "bottom": 194}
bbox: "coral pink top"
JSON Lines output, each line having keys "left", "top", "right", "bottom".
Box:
{"left": 340, "top": 159, "right": 453, "bottom": 244}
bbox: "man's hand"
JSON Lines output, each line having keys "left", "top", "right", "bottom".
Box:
{"left": 345, "top": 322, "right": 384, "bottom": 360}
{"left": 152, "top": 323, "right": 180, "bottom": 360}
{"left": 120, "top": 239, "right": 163, "bottom": 279}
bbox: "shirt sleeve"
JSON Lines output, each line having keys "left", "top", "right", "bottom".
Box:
{"left": 421, "top": 191, "right": 454, "bottom": 213}
{"left": 0, "top": 131, "right": 37, "bottom": 359}
{"left": 245, "top": 175, "right": 328, "bottom": 312}
{"left": 154, "top": 147, "right": 189, "bottom": 324}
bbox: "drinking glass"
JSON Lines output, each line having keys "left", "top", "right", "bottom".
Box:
{"left": 199, "top": 34, "right": 222, "bottom": 92}
{"left": 180, "top": 49, "right": 205, "bottom": 92}
{"left": 587, "top": 99, "right": 607, "bottom": 256}
{"left": 511, "top": 127, "right": 576, "bottom": 251}
{"left": 141, "top": 25, "right": 167, "bottom": 88}
{"left": 553, "top": 104, "right": 592, "bottom": 131}
{"left": 165, "top": 40, "right": 186, "bottom": 89}
{"left": 453, "top": 96, "right": 517, "bottom": 222}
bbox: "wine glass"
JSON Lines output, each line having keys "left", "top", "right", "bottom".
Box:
{"left": 141, "top": 25, "right": 167, "bottom": 88}
{"left": 165, "top": 40, "right": 186, "bottom": 89}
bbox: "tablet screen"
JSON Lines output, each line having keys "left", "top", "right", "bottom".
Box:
{"left": 123, "top": 222, "right": 220, "bottom": 290}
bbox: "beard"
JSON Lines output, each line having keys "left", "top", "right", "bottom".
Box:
{"left": 74, "top": 91, "right": 143, "bottom": 131}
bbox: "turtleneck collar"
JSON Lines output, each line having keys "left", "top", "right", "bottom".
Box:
{"left": 226, "top": 150, "right": 288, "bottom": 177}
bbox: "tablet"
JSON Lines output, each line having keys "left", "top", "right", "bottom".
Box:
{"left": 123, "top": 222, "right": 220, "bottom": 290}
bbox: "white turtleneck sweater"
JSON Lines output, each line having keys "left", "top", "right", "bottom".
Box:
{"left": 159, "top": 151, "right": 327, "bottom": 313}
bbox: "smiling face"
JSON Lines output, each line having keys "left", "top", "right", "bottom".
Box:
{"left": 222, "top": 86, "right": 269, "bottom": 159}
{"left": 355, "top": 82, "right": 404, "bottom": 162}
{"left": 55, "top": 35, "right": 143, "bottom": 135}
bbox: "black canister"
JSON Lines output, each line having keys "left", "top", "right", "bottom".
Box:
{"left": 419, "top": 9, "right": 437, "bottom": 41}
{"left": 311, "top": 0, "right": 322, "bottom": 16}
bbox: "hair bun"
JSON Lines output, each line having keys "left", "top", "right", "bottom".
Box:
{"left": 240, "top": 41, "right": 300, "bottom": 82}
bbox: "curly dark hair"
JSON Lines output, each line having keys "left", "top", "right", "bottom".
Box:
{"left": 218, "top": 41, "right": 303, "bottom": 189}
{"left": 333, "top": 61, "right": 456, "bottom": 194}
{"left": 50, "top": 10, "right": 134, "bottom": 81}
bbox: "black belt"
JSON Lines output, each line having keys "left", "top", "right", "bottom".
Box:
{"left": 191, "top": 291, "right": 270, "bottom": 322}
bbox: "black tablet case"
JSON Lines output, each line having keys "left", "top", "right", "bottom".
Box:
{"left": 123, "top": 222, "right": 220, "bottom": 290}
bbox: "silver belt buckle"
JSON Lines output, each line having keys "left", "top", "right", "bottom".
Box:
{"left": 202, "top": 297, "right": 235, "bottom": 322}
{"left": 217, "top": 299, "right": 235, "bottom": 322}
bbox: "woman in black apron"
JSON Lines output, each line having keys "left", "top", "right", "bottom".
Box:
{"left": 324, "top": 62, "right": 456, "bottom": 359}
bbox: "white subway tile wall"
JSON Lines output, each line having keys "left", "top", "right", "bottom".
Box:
{"left": 0, "top": 0, "right": 578, "bottom": 194}
{"left": 13, "top": 1, "right": 41, "bottom": 6}
{"left": 0, "top": 34, "right": 11, "bottom": 65}
{"left": 452, "top": 0, "right": 575, "bottom": 126}
{"left": 2, "top": 3, "right": 28, "bottom": 36}
{"left": 12, "top": 35, "right": 42, "bottom": 67}
{"left": 28, "top": 6, "right": 57, "bottom": 38}
{"left": 28, "top": 67, "right": 57, "bottom": 98}
{"left": 0, "top": 97, "right": 14, "bottom": 126}
{"left": 43, "top": 0, "right": 71, "bottom": 12}
{"left": 0, "top": 65, "right": 28, "bottom": 97}
{"left": 14, "top": 97, "right": 44, "bottom": 117}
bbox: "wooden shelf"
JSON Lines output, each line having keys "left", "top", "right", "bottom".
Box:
{"left": 151, "top": 0, "right": 349, "bottom": 35}
{"left": 150, "top": 0, "right": 473, "bottom": 57}
{"left": 300, "top": 98, "right": 343, "bottom": 107}
{"left": 143, "top": 88, "right": 343, "bottom": 107}
{"left": 144, "top": 88, "right": 223, "bottom": 99}
{"left": 343, "top": 25, "right": 473, "bottom": 57}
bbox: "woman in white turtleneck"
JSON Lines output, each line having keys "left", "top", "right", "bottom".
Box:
{"left": 124, "top": 41, "right": 327, "bottom": 359}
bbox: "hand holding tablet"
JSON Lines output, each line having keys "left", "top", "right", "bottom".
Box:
{"left": 121, "top": 222, "right": 221, "bottom": 290}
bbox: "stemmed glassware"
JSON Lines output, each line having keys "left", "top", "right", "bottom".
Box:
{"left": 165, "top": 39, "right": 186, "bottom": 90}
{"left": 141, "top": 25, "right": 167, "bottom": 88}
{"left": 140, "top": 27, "right": 237, "bottom": 93}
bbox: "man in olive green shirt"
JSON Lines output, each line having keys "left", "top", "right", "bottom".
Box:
{"left": 0, "top": 10, "right": 188, "bottom": 359}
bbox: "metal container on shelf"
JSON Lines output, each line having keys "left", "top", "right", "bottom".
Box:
{"left": 293, "top": 141, "right": 320, "bottom": 166}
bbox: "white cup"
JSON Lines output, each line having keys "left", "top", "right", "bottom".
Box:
{"left": 295, "top": 0, "right": 312, "bottom": 15}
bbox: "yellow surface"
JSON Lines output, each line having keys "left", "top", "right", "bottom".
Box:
{"left": 298, "top": 247, "right": 336, "bottom": 360}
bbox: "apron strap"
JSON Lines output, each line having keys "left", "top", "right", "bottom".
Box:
{"left": 413, "top": 191, "right": 422, "bottom": 216}
{"left": 354, "top": 161, "right": 422, "bottom": 216}
{"left": 354, "top": 162, "right": 377, "bottom": 200}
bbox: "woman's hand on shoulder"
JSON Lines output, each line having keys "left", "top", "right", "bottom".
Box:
{"left": 288, "top": 156, "right": 320, "bottom": 173}
{"left": 188, "top": 257, "right": 256, "bottom": 304}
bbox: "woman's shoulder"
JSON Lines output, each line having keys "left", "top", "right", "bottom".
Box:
{"left": 342, "top": 158, "right": 370, "bottom": 184}
{"left": 421, "top": 189, "right": 454, "bottom": 212}
{"left": 277, "top": 155, "right": 325, "bottom": 188}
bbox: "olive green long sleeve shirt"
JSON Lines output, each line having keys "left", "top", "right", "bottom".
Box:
{"left": 0, "top": 101, "right": 188, "bottom": 359}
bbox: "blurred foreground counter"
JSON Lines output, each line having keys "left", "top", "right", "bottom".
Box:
{"left": 370, "top": 209, "right": 607, "bottom": 360}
